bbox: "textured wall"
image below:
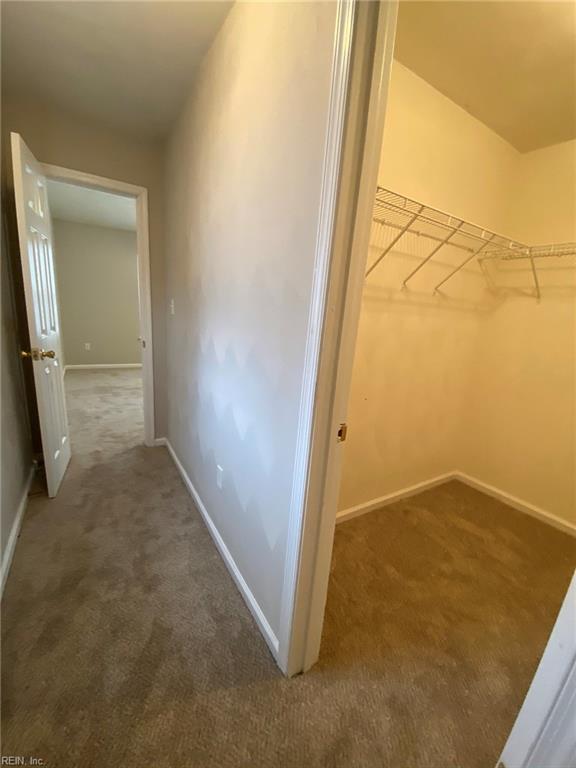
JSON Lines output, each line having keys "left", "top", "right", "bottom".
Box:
{"left": 1, "top": 100, "right": 166, "bottom": 436}
{"left": 164, "top": 2, "right": 336, "bottom": 636}
{"left": 53, "top": 219, "right": 140, "bottom": 366}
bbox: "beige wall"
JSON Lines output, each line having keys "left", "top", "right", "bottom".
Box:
{"left": 461, "top": 139, "right": 576, "bottom": 523}
{"left": 340, "top": 60, "right": 506, "bottom": 511}
{"left": 461, "top": 295, "right": 575, "bottom": 523}
{"left": 2, "top": 100, "right": 166, "bottom": 433}
{"left": 507, "top": 139, "right": 576, "bottom": 243}
{"left": 340, "top": 61, "right": 575, "bottom": 526}
{"left": 52, "top": 219, "right": 140, "bottom": 366}
{"left": 164, "top": 2, "right": 336, "bottom": 637}
{"left": 339, "top": 226, "right": 483, "bottom": 510}
{"left": 378, "top": 62, "right": 518, "bottom": 233}
{"left": 1, "top": 208, "right": 33, "bottom": 568}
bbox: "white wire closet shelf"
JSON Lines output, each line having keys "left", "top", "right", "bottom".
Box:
{"left": 366, "top": 187, "right": 576, "bottom": 300}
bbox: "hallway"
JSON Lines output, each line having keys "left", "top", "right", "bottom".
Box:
{"left": 2, "top": 369, "right": 281, "bottom": 766}
{"left": 2, "top": 373, "right": 574, "bottom": 767}
{"left": 2, "top": 3, "right": 575, "bottom": 766}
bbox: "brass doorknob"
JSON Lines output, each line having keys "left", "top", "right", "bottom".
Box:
{"left": 21, "top": 348, "right": 40, "bottom": 360}
{"left": 20, "top": 348, "right": 56, "bottom": 360}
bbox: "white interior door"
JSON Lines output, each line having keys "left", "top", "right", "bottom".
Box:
{"left": 497, "top": 571, "right": 576, "bottom": 768}
{"left": 11, "top": 132, "right": 70, "bottom": 497}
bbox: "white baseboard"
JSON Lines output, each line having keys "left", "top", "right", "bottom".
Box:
{"left": 337, "top": 470, "right": 576, "bottom": 538}
{"left": 337, "top": 472, "right": 457, "bottom": 523}
{"left": 161, "top": 438, "right": 280, "bottom": 657}
{"left": 64, "top": 364, "right": 142, "bottom": 373}
{"left": 455, "top": 472, "right": 576, "bottom": 538}
{"left": 152, "top": 437, "right": 167, "bottom": 447}
{"left": 1, "top": 465, "right": 35, "bottom": 597}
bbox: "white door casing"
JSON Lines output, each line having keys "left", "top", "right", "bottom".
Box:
{"left": 497, "top": 570, "right": 576, "bottom": 768}
{"left": 279, "top": 0, "right": 398, "bottom": 675}
{"left": 11, "top": 132, "right": 71, "bottom": 497}
{"left": 40, "top": 163, "right": 155, "bottom": 448}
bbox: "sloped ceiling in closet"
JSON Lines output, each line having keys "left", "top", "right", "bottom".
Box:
{"left": 394, "top": 1, "right": 576, "bottom": 152}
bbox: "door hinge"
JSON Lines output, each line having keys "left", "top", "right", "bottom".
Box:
{"left": 337, "top": 422, "right": 348, "bottom": 442}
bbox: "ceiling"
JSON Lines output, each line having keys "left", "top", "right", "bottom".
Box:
{"left": 3, "top": 1, "right": 573, "bottom": 151}
{"left": 1, "top": 1, "right": 232, "bottom": 139}
{"left": 394, "top": 1, "right": 576, "bottom": 152}
{"left": 47, "top": 180, "right": 137, "bottom": 231}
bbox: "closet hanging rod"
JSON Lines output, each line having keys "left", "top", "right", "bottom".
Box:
{"left": 481, "top": 242, "right": 576, "bottom": 261}
{"left": 438, "top": 243, "right": 576, "bottom": 294}
{"left": 368, "top": 187, "right": 575, "bottom": 300}
{"left": 373, "top": 205, "right": 492, "bottom": 245}
{"left": 371, "top": 216, "right": 521, "bottom": 254}
{"left": 373, "top": 187, "right": 520, "bottom": 248}
{"left": 369, "top": 187, "right": 527, "bottom": 276}
{"left": 373, "top": 216, "right": 479, "bottom": 254}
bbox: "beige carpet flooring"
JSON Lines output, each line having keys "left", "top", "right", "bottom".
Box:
{"left": 2, "top": 369, "right": 575, "bottom": 767}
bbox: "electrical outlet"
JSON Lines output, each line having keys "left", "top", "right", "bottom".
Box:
{"left": 216, "top": 464, "right": 224, "bottom": 490}
{"left": 84, "top": 342, "right": 91, "bottom": 351}
{"left": 169, "top": 298, "right": 175, "bottom": 316}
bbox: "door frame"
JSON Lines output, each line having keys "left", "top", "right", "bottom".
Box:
{"left": 278, "top": 0, "right": 398, "bottom": 675}
{"left": 496, "top": 570, "right": 576, "bottom": 768}
{"left": 41, "top": 163, "right": 155, "bottom": 447}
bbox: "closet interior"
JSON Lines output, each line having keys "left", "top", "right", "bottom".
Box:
{"left": 324, "top": 2, "right": 575, "bottom": 762}
{"left": 338, "top": 3, "right": 575, "bottom": 528}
